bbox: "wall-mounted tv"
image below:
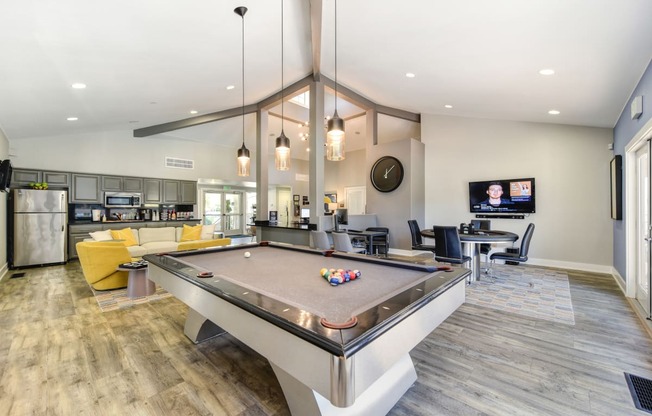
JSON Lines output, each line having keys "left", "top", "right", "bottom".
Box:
{"left": 469, "top": 178, "right": 535, "bottom": 214}
{"left": 0, "top": 159, "right": 12, "bottom": 192}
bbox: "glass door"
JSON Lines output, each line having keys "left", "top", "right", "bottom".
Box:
{"left": 202, "top": 190, "right": 244, "bottom": 237}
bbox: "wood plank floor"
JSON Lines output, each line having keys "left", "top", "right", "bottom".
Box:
{"left": 1, "top": 262, "right": 650, "bottom": 415}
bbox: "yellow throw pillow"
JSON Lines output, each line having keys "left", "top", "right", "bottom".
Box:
{"left": 109, "top": 228, "right": 138, "bottom": 247}
{"left": 181, "top": 224, "right": 202, "bottom": 242}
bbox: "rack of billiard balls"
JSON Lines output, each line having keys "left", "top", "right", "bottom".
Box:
{"left": 320, "top": 268, "right": 361, "bottom": 286}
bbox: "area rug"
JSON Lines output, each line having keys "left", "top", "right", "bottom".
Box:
{"left": 465, "top": 264, "right": 575, "bottom": 325}
{"left": 91, "top": 286, "right": 173, "bottom": 312}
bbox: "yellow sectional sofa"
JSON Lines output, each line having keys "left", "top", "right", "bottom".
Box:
{"left": 87, "top": 225, "right": 231, "bottom": 257}
{"left": 76, "top": 241, "right": 134, "bottom": 290}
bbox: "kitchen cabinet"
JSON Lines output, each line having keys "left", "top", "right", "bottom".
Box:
{"left": 163, "top": 180, "right": 197, "bottom": 204}
{"left": 102, "top": 176, "right": 143, "bottom": 192}
{"left": 12, "top": 169, "right": 70, "bottom": 188}
{"left": 163, "top": 180, "right": 181, "bottom": 203}
{"left": 180, "top": 181, "right": 197, "bottom": 204}
{"left": 143, "top": 179, "right": 162, "bottom": 203}
{"left": 71, "top": 174, "right": 101, "bottom": 203}
{"left": 123, "top": 177, "right": 143, "bottom": 192}
{"left": 11, "top": 169, "right": 41, "bottom": 187}
{"left": 101, "top": 176, "right": 122, "bottom": 191}
{"left": 68, "top": 223, "right": 103, "bottom": 259}
{"left": 43, "top": 171, "right": 71, "bottom": 188}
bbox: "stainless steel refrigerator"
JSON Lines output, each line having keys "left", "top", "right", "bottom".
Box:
{"left": 9, "top": 189, "right": 68, "bottom": 268}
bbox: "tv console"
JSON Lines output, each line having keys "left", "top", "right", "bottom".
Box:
{"left": 475, "top": 214, "right": 525, "bottom": 219}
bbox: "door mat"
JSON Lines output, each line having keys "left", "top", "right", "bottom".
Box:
{"left": 91, "top": 286, "right": 173, "bottom": 312}
{"left": 625, "top": 372, "right": 652, "bottom": 414}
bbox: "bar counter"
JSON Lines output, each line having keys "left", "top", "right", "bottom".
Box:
{"left": 254, "top": 221, "right": 316, "bottom": 246}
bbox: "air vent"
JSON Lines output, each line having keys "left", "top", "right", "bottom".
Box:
{"left": 165, "top": 157, "right": 194, "bottom": 169}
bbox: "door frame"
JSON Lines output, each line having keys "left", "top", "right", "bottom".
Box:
{"left": 625, "top": 117, "right": 652, "bottom": 298}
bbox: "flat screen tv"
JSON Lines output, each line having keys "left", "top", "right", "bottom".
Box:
{"left": 0, "top": 159, "right": 12, "bottom": 192}
{"left": 469, "top": 178, "right": 535, "bottom": 214}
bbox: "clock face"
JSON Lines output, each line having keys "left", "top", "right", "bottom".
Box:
{"left": 370, "top": 156, "right": 404, "bottom": 192}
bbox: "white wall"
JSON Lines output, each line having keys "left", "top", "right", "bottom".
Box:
{"left": 422, "top": 114, "right": 614, "bottom": 271}
{"left": 8, "top": 129, "right": 257, "bottom": 181}
{"left": 0, "top": 127, "right": 8, "bottom": 279}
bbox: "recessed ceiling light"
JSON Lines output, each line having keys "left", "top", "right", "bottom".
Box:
{"left": 405, "top": 73, "right": 415, "bottom": 78}
{"left": 548, "top": 110, "right": 560, "bottom": 115}
{"left": 539, "top": 69, "right": 555, "bottom": 76}
{"left": 444, "top": 104, "right": 453, "bottom": 109}
{"left": 226, "top": 85, "right": 235, "bottom": 90}
{"left": 190, "top": 110, "right": 198, "bottom": 114}
{"left": 67, "top": 117, "right": 78, "bottom": 121}
{"left": 306, "top": 148, "right": 310, "bottom": 152}
{"left": 71, "top": 83, "right": 86, "bottom": 89}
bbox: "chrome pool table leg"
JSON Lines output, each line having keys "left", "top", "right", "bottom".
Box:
{"left": 270, "top": 353, "right": 417, "bottom": 416}
{"left": 184, "top": 307, "right": 226, "bottom": 344}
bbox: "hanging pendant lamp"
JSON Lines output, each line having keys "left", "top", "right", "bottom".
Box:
{"left": 326, "top": 0, "right": 345, "bottom": 161}
{"left": 275, "top": 0, "right": 291, "bottom": 170}
{"left": 235, "top": 6, "right": 250, "bottom": 177}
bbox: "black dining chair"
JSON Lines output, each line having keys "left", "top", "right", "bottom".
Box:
{"left": 366, "top": 227, "right": 389, "bottom": 256}
{"left": 432, "top": 225, "right": 471, "bottom": 264}
{"left": 490, "top": 223, "right": 535, "bottom": 265}
{"left": 407, "top": 220, "right": 436, "bottom": 254}
{"left": 471, "top": 219, "right": 492, "bottom": 270}
{"left": 432, "top": 226, "right": 472, "bottom": 265}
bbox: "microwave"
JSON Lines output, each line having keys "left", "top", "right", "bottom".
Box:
{"left": 104, "top": 192, "right": 142, "bottom": 208}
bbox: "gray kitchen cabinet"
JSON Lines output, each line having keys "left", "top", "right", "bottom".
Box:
{"left": 180, "top": 181, "right": 197, "bottom": 204}
{"left": 101, "top": 176, "right": 122, "bottom": 191}
{"left": 71, "top": 174, "right": 101, "bottom": 203}
{"left": 162, "top": 180, "right": 181, "bottom": 203}
{"left": 123, "top": 177, "right": 143, "bottom": 192}
{"left": 102, "top": 176, "right": 143, "bottom": 192}
{"left": 11, "top": 169, "right": 41, "bottom": 186}
{"left": 143, "top": 179, "right": 162, "bottom": 203}
{"left": 68, "top": 223, "right": 103, "bottom": 259}
{"left": 162, "top": 180, "right": 197, "bottom": 204}
{"left": 43, "top": 171, "right": 71, "bottom": 188}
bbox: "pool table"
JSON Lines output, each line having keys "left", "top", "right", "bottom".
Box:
{"left": 144, "top": 242, "right": 469, "bottom": 416}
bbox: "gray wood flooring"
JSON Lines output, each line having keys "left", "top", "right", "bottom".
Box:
{"left": 0, "top": 262, "right": 650, "bottom": 415}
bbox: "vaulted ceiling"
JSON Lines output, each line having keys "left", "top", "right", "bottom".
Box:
{"left": 1, "top": 0, "right": 651, "bottom": 158}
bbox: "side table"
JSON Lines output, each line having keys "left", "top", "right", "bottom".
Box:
{"left": 118, "top": 261, "right": 155, "bottom": 298}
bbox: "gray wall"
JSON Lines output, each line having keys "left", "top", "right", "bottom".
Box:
{"left": 422, "top": 114, "right": 614, "bottom": 272}
{"left": 613, "top": 59, "right": 652, "bottom": 280}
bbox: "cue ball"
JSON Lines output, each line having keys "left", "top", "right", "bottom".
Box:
{"left": 244, "top": 251, "right": 251, "bottom": 258}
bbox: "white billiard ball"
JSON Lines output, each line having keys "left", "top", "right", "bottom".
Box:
{"left": 244, "top": 251, "right": 251, "bottom": 258}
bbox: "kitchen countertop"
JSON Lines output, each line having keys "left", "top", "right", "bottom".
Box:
{"left": 69, "top": 219, "right": 200, "bottom": 225}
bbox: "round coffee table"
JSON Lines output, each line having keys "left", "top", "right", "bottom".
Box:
{"left": 118, "top": 261, "right": 155, "bottom": 298}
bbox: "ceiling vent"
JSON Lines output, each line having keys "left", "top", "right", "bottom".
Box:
{"left": 165, "top": 157, "right": 194, "bottom": 170}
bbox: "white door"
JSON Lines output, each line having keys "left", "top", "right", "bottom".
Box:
{"left": 635, "top": 143, "right": 651, "bottom": 314}
{"left": 277, "top": 187, "right": 292, "bottom": 226}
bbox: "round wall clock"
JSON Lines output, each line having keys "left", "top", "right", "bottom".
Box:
{"left": 370, "top": 156, "right": 404, "bottom": 192}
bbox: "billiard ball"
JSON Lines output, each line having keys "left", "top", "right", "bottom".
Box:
{"left": 244, "top": 251, "right": 251, "bottom": 258}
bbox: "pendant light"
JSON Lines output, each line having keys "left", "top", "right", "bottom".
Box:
{"left": 326, "top": 0, "right": 345, "bottom": 161}
{"left": 235, "top": 6, "right": 250, "bottom": 177}
{"left": 275, "top": 0, "right": 291, "bottom": 170}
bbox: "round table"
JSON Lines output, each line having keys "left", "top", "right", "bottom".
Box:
{"left": 420, "top": 229, "right": 518, "bottom": 282}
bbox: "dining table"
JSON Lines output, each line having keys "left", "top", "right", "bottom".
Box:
{"left": 420, "top": 228, "right": 519, "bottom": 282}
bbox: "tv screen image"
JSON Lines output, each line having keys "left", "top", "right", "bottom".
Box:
{"left": 469, "top": 178, "right": 535, "bottom": 214}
